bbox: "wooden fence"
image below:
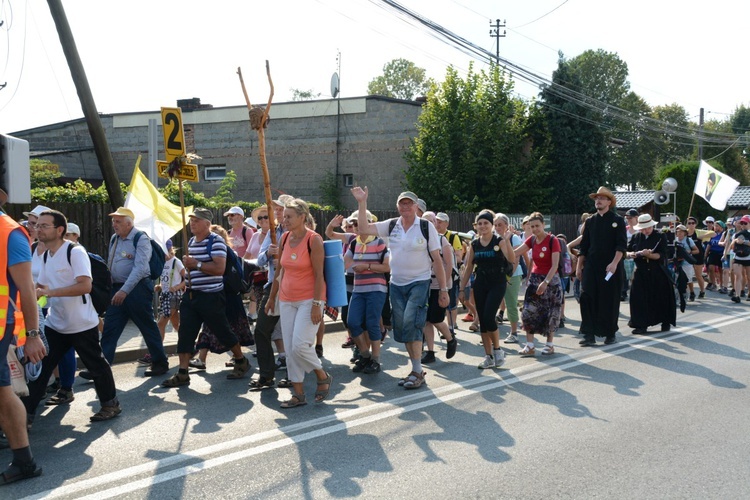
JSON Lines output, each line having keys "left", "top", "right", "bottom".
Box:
{"left": 5, "top": 203, "right": 580, "bottom": 257}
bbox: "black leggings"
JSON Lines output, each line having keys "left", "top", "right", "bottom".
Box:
{"left": 472, "top": 277, "right": 507, "bottom": 333}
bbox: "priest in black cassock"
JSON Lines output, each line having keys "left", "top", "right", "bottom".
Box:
{"left": 576, "top": 187, "right": 627, "bottom": 346}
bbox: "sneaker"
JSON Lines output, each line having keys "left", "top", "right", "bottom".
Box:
{"left": 144, "top": 362, "right": 169, "bottom": 377}
{"left": 352, "top": 356, "right": 370, "bottom": 372}
{"left": 689, "top": 292, "right": 695, "bottom": 302}
{"left": 341, "top": 337, "right": 356, "bottom": 348}
{"left": 350, "top": 346, "right": 361, "bottom": 363}
{"left": 719, "top": 287, "right": 728, "bottom": 294}
{"left": 731, "top": 296, "right": 741, "bottom": 303}
{"left": 421, "top": 350, "right": 436, "bottom": 364}
{"left": 363, "top": 359, "right": 381, "bottom": 374}
{"left": 446, "top": 338, "right": 458, "bottom": 359}
{"left": 477, "top": 355, "right": 495, "bottom": 369}
{"left": 496, "top": 310, "right": 505, "bottom": 323}
{"left": 541, "top": 345, "right": 555, "bottom": 355}
{"left": 706, "top": 283, "right": 716, "bottom": 291}
{"left": 559, "top": 318, "right": 566, "bottom": 328}
{"left": 742, "top": 290, "right": 747, "bottom": 298}
{"left": 493, "top": 350, "right": 506, "bottom": 368}
{"left": 519, "top": 345, "right": 536, "bottom": 357}
{"left": 137, "top": 354, "right": 152, "bottom": 365}
{"left": 604, "top": 336, "right": 617, "bottom": 345}
{"left": 188, "top": 358, "right": 206, "bottom": 370}
{"left": 79, "top": 370, "right": 93, "bottom": 380}
{"left": 275, "top": 356, "right": 287, "bottom": 371}
{"left": 729, "top": 289, "right": 736, "bottom": 298}
{"left": 698, "top": 291, "right": 705, "bottom": 299}
{"left": 579, "top": 338, "right": 598, "bottom": 346}
{"left": 503, "top": 333, "right": 518, "bottom": 344}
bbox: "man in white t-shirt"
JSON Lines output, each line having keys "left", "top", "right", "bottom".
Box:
{"left": 352, "top": 188, "right": 449, "bottom": 390}
{"left": 22, "top": 210, "right": 120, "bottom": 424}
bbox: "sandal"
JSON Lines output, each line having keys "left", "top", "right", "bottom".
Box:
{"left": 277, "top": 378, "right": 293, "bottom": 389}
{"left": 248, "top": 377, "right": 275, "bottom": 392}
{"left": 162, "top": 373, "right": 190, "bottom": 388}
{"left": 90, "top": 404, "right": 122, "bottom": 422}
{"left": 45, "top": 389, "right": 74, "bottom": 406}
{"left": 315, "top": 373, "right": 333, "bottom": 403}
{"left": 0, "top": 461, "right": 43, "bottom": 484}
{"left": 469, "top": 322, "right": 479, "bottom": 332}
{"left": 280, "top": 393, "right": 307, "bottom": 409}
{"left": 402, "top": 371, "right": 425, "bottom": 389}
{"left": 188, "top": 358, "right": 206, "bottom": 370}
{"left": 226, "top": 356, "right": 250, "bottom": 379}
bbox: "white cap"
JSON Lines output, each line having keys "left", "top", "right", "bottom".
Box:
{"left": 23, "top": 205, "right": 52, "bottom": 218}
{"left": 66, "top": 222, "right": 81, "bottom": 235}
{"left": 245, "top": 217, "right": 257, "bottom": 228}
{"left": 223, "top": 206, "right": 245, "bottom": 217}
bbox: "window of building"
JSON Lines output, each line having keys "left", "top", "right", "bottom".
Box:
{"left": 343, "top": 174, "right": 354, "bottom": 188}
{"left": 204, "top": 166, "right": 226, "bottom": 181}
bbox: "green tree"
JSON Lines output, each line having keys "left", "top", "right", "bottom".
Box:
{"left": 210, "top": 170, "right": 237, "bottom": 204}
{"left": 290, "top": 88, "right": 321, "bottom": 101}
{"left": 700, "top": 119, "right": 748, "bottom": 185}
{"left": 567, "top": 49, "right": 630, "bottom": 106}
{"left": 650, "top": 103, "right": 693, "bottom": 166}
{"left": 541, "top": 53, "right": 608, "bottom": 213}
{"left": 607, "top": 91, "right": 655, "bottom": 189}
{"left": 367, "top": 58, "right": 433, "bottom": 100}
{"left": 30, "top": 159, "right": 63, "bottom": 189}
{"left": 405, "top": 63, "right": 548, "bottom": 213}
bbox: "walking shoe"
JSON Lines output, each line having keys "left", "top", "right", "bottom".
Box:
{"left": 226, "top": 356, "right": 250, "bottom": 379}
{"left": 188, "top": 358, "right": 206, "bottom": 370}
{"left": 729, "top": 289, "right": 736, "bottom": 298}
{"left": 661, "top": 323, "right": 671, "bottom": 332}
{"left": 421, "top": 350, "right": 436, "bottom": 364}
{"left": 90, "top": 403, "right": 122, "bottom": 422}
{"left": 698, "top": 291, "right": 705, "bottom": 299}
{"left": 79, "top": 370, "right": 93, "bottom": 381}
{"left": 559, "top": 318, "right": 566, "bottom": 328}
{"left": 137, "top": 354, "right": 152, "bottom": 365}
{"left": 579, "top": 338, "right": 597, "bottom": 346}
{"left": 45, "top": 389, "right": 74, "bottom": 406}
{"left": 0, "top": 461, "right": 43, "bottom": 485}
{"left": 742, "top": 290, "right": 747, "bottom": 298}
{"left": 352, "top": 356, "right": 371, "bottom": 372}
{"left": 719, "top": 287, "right": 728, "bottom": 294}
{"left": 731, "top": 296, "right": 741, "bottom": 303}
{"left": 363, "top": 359, "right": 381, "bottom": 374}
{"left": 275, "top": 356, "right": 287, "bottom": 371}
{"left": 162, "top": 373, "right": 190, "bottom": 387}
{"left": 446, "top": 338, "right": 458, "bottom": 359}
{"left": 478, "top": 355, "right": 495, "bottom": 369}
{"left": 604, "top": 336, "right": 617, "bottom": 345}
{"left": 689, "top": 292, "right": 695, "bottom": 302}
{"left": 341, "top": 337, "right": 356, "bottom": 348}
{"left": 496, "top": 310, "right": 505, "bottom": 323}
{"left": 503, "top": 333, "right": 518, "bottom": 344}
{"left": 461, "top": 314, "right": 474, "bottom": 322}
{"left": 541, "top": 345, "right": 555, "bottom": 355}
{"left": 632, "top": 328, "right": 648, "bottom": 335}
{"left": 519, "top": 345, "right": 536, "bottom": 357}
{"left": 493, "top": 350, "right": 506, "bottom": 368}
{"left": 46, "top": 378, "right": 61, "bottom": 394}
{"left": 144, "top": 362, "right": 169, "bottom": 377}
{"left": 706, "top": 283, "right": 716, "bottom": 291}
{"left": 350, "top": 346, "right": 361, "bottom": 363}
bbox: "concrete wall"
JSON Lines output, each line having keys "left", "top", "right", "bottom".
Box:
{"left": 14, "top": 96, "right": 423, "bottom": 211}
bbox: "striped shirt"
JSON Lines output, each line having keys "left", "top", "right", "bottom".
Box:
{"left": 187, "top": 234, "right": 226, "bottom": 293}
{"left": 345, "top": 236, "right": 389, "bottom": 294}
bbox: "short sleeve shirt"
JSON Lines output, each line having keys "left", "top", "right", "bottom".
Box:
{"left": 374, "top": 217, "right": 441, "bottom": 286}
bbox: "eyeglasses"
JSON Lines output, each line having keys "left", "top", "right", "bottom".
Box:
{"left": 26, "top": 222, "right": 37, "bottom": 228}
{"left": 35, "top": 224, "right": 58, "bottom": 230}
{"left": 256, "top": 215, "right": 269, "bottom": 221}
{"left": 740, "top": 222, "right": 749, "bottom": 226}
{"left": 687, "top": 221, "right": 696, "bottom": 225}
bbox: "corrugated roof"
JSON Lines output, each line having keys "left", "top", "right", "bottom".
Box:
{"left": 614, "top": 190, "right": 656, "bottom": 209}
{"left": 728, "top": 186, "right": 750, "bottom": 209}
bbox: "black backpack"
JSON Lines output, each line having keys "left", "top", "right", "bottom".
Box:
{"left": 205, "top": 233, "right": 251, "bottom": 295}
{"left": 44, "top": 243, "right": 112, "bottom": 316}
{"left": 388, "top": 218, "right": 432, "bottom": 261}
{"left": 109, "top": 231, "right": 166, "bottom": 281}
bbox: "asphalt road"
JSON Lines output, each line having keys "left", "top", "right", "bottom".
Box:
{"left": 5, "top": 292, "right": 750, "bottom": 499}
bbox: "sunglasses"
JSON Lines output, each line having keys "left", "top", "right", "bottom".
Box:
{"left": 740, "top": 222, "right": 749, "bottom": 226}
{"left": 256, "top": 215, "right": 269, "bottom": 221}
{"left": 687, "top": 221, "right": 696, "bottom": 224}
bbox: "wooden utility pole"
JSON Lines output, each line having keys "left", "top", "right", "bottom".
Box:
{"left": 47, "top": 0, "right": 124, "bottom": 210}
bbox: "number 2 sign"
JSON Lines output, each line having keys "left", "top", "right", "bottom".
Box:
{"left": 160, "top": 107, "right": 186, "bottom": 161}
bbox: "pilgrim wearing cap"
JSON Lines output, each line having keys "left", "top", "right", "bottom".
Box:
{"left": 626, "top": 214, "right": 677, "bottom": 333}
{"left": 577, "top": 186, "right": 627, "bottom": 345}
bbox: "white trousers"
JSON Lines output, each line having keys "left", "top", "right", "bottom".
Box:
{"left": 279, "top": 299, "right": 323, "bottom": 383}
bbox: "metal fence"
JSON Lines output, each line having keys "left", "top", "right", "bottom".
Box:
{"left": 5, "top": 203, "right": 581, "bottom": 257}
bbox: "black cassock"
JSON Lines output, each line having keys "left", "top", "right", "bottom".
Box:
{"left": 628, "top": 231, "right": 677, "bottom": 329}
{"left": 579, "top": 210, "right": 627, "bottom": 339}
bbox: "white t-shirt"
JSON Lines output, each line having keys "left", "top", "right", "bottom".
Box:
{"left": 375, "top": 217, "right": 441, "bottom": 286}
{"left": 160, "top": 256, "right": 185, "bottom": 289}
{"left": 38, "top": 241, "right": 100, "bottom": 333}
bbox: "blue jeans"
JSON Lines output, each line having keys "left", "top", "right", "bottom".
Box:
{"left": 389, "top": 280, "right": 430, "bottom": 343}
{"left": 101, "top": 280, "right": 167, "bottom": 365}
{"left": 347, "top": 291, "right": 387, "bottom": 342}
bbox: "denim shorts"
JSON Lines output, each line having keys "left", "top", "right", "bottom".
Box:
{"left": 0, "top": 330, "right": 12, "bottom": 387}
{"left": 389, "top": 280, "right": 430, "bottom": 343}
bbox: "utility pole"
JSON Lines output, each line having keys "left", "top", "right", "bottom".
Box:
{"left": 47, "top": 0, "right": 124, "bottom": 210}
{"left": 489, "top": 19, "right": 506, "bottom": 63}
{"left": 698, "top": 107, "right": 704, "bottom": 160}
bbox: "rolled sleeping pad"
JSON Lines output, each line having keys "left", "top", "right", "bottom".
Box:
{"left": 323, "top": 240, "right": 348, "bottom": 307}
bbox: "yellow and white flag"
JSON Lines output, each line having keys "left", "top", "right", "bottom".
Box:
{"left": 693, "top": 160, "right": 739, "bottom": 211}
{"left": 124, "top": 158, "right": 192, "bottom": 251}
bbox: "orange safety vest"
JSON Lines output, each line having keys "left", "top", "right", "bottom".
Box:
{"left": 0, "top": 213, "right": 31, "bottom": 345}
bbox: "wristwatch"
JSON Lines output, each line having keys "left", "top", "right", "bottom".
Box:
{"left": 27, "top": 329, "right": 40, "bottom": 338}
{"left": 441, "top": 287, "right": 449, "bottom": 292}
{"left": 197, "top": 261, "right": 203, "bottom": 271}
{"left": 544, "top": 279, "right": 551, "bottom": 285}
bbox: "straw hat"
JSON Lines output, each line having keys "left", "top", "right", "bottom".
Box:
{"left": 633, "top": 214, "right": 657, "bottom": 230}
{"left": 589, "top": 186, "right": 617, "bottom": 205}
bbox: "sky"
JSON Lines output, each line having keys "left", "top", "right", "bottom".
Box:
{"left": 1, "top": 0, "right": 749, "bottom": 133}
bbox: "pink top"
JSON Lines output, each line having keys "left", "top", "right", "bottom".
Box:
{"left": 280, "top": 229, "right": 326, "bottom": 302}
{"left": 524, "top": 233, "right": 561, "bottom": 275}
{"left": 245, "top": 230, "right": 268, "bottom": 259}
{"left": 228, "top": 226, "right": 254, "bottom": 258}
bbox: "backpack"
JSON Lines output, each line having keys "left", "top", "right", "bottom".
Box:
{"left": 44, "top": 243, "right": 112, "bottom": 316}
{"left": 206, "top": 233, "right": 251, "bottom": 295}
{"left": 388, "top": 218, "right": 432, "bottom": 261}
{"left": 111, "top": 231, "right": 166, "bottom": 281}
{"left": 532, "top": 234, "right": 565, "bottom": 277}
{"left": 558, "top": 237, "right": 573, "bottom": 276}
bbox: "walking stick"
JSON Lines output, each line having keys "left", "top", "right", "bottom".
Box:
{"left": 237, "top": 62, "right": 276, "bottom": 244}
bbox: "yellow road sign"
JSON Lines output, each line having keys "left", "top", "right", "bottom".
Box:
{"left": 156, "top": 160, "right": 198, "bottom": 182}
{"left": 161, "top": 107, "right": 186, "bottom": 161}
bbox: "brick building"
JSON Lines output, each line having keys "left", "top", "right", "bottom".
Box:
{"left": 12, "top": 96, "right": 423, "bottom": 210}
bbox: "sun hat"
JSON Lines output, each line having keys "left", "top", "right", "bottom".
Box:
{"left": 108, "top": 207, "right": 135, "bottom": 219}
{"left": 23, "top": 205, "right": 53, "bottom": 218}
{"left": 589, "top": 186, "right": 617, "bottom": 205}
{"left": 633, "top": 214, "right": 657, "bottom": 230}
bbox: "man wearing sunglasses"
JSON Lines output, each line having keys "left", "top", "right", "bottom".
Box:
{"left": 729, "top": 215, "right": 750, "bottom": 303}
